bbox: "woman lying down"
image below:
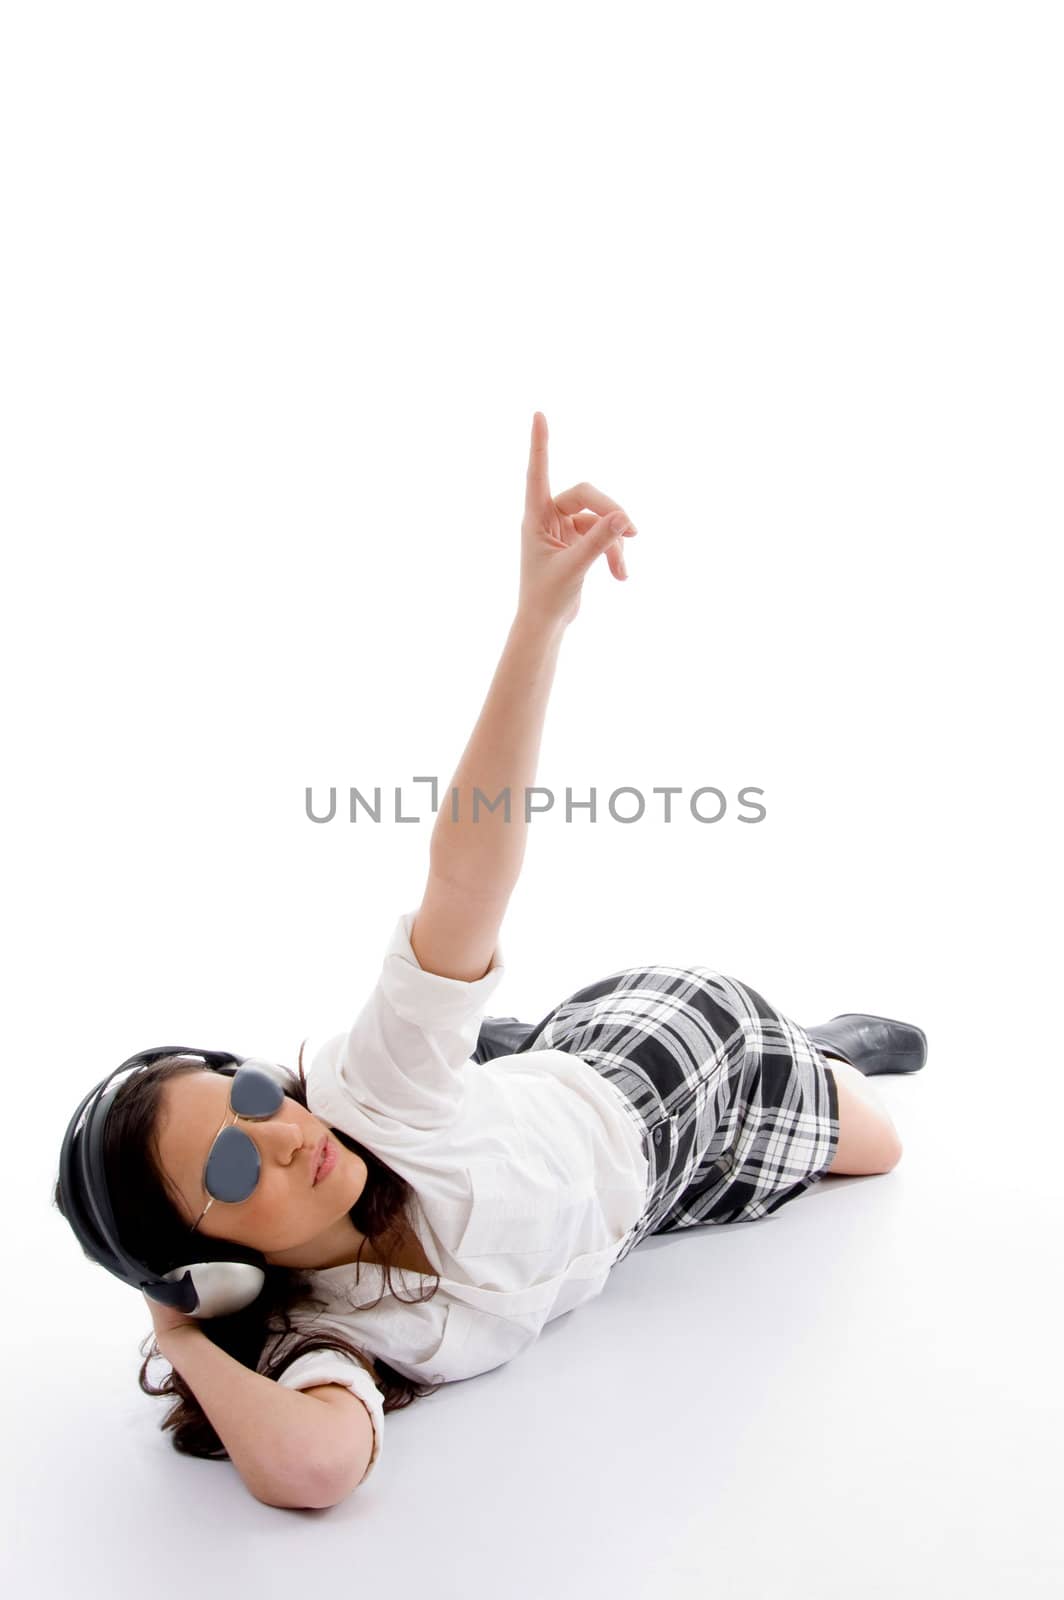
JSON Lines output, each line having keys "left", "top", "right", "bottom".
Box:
{"left": 54, "top": 413, "right": 925, "bottom": 1509}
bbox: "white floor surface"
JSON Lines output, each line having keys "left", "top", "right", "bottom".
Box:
{"left": 14, "top": 1045, "right": 1063, "bottom": 1599}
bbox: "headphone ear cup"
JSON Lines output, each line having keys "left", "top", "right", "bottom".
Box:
{"left": 157, "top": 1257, "right": 267, "bottom": 1319}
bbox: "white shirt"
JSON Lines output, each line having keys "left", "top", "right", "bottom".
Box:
{"left": 264, "top": 907, "right": 650, "bottom": 1483}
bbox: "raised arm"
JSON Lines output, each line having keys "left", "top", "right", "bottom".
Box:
{"left": 412, "top": 412, "right": 638, "bottom": 983}
{"left": 415, "top": 613, "right": 564, "bottom": 982}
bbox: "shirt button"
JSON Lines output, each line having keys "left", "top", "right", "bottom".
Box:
{"left": 653, "top": 1127, "right": 663, "bottom": 1145}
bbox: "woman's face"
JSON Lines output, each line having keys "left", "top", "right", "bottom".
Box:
{"left": 154, "top": 1070, "right": 369, "bottom": 1266}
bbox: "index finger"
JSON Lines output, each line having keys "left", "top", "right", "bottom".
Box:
{"left": 553, "top": 481, "right": 635, "bottom": 528}
{"left": 525, "top": 411, "right": 550, "bottom": 512}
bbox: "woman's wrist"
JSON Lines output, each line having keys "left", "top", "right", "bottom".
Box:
{"left": 511, "top": 605, "right": 568, "bottom": 648}
{"left": 156, "top": 1322, "right": 206, "bottom": 1360}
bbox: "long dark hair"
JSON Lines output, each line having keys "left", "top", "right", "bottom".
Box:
{"left": 53, "top": 1049, "right": 446, "bottom": 1459}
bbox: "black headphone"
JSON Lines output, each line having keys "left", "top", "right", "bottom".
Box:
{"left": 58, "top": 1045, "right": 302, "bottom": 1319}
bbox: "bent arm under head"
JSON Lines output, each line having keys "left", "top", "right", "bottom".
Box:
{"left": 157, "top": 1325, "right": 372, "bottom": 1508}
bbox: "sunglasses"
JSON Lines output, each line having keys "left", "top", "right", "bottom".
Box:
{"left": 187, "top": 1061, "right": 293, "bottom": 1234}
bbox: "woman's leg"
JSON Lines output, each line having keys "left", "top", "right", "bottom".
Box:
{"left": 825, "top": 1056, "right": 903, "bottom": 1175}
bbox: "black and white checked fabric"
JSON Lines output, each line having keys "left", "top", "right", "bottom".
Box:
{"left": 513, "top": 962, "right": 840, "bottom": 1263}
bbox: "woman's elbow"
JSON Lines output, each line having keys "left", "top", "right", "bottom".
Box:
{"left": 246, "top": 1452, "right": 368, "bottom": 1510}
{"left": 307, "top": 1451, "right": 372, "bottom": 1508}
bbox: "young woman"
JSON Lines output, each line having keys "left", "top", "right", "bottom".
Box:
{"left": 54, "top": 413, "right": 925, "bottom": 1511}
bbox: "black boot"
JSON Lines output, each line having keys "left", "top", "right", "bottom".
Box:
{"left": 805, "top": 1013, "right": 927, "bottom": 1076}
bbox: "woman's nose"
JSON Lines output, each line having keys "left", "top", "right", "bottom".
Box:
{"left": 256, "top": 1118, "right": 306, "bottom": 1162}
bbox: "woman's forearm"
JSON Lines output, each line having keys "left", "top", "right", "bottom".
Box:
{"left": 429, "top": 609, "right": 566, "bottom": 899}
{"left": 156, "top": 1325, "right": 351, "bottom": 1508}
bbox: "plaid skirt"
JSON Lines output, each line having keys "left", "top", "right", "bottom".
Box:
{"left": 512, "top": 962, "right": 841, "bottom": 1263}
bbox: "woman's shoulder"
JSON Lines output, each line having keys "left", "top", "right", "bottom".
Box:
{"left": 258, "top": 1299, "right": 380, "bottom": 1379}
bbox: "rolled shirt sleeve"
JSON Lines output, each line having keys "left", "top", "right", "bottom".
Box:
{"left": 274, "top": 1348, "right": 384, "bottom": 1484}
{"left": 305, "top": 908, "right": 507, "bottom": 1140}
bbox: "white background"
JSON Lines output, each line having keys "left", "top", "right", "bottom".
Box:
{"left": 3, "top": 2, "right": 1061, "bottom": 1595}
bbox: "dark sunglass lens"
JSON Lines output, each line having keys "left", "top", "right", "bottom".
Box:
{"left": 230, "top": 1064, "right": 286, "bottom": 1118}
{"left": 205, "top": 1125, "right": 260, "bottom": 1203}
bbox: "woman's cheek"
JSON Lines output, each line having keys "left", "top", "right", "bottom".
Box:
{"left": 265, "top": 1171, "right": 307, "bottom": 1232}
{"left": 253, "top": 1175, "right": 287, "bottom": 1233}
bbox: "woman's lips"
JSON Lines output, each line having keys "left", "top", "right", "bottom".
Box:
{"left": 314, "top": 1136, "right": 337, "bottom": 1184}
